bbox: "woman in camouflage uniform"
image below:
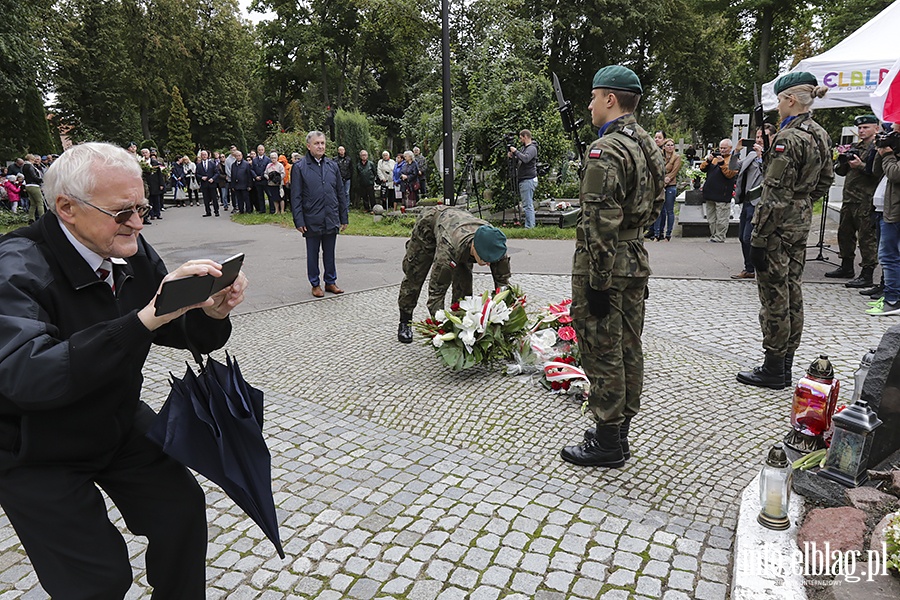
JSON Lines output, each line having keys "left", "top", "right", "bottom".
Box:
{"left": 736, "top": 72, "right": 834, "bottom": 390}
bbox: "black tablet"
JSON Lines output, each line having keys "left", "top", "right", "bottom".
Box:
{"left": 210, "top": 253, "right": 244, "bottom": 295}
{"left": 154, "top": 253, "right": 245, "bottom": 316}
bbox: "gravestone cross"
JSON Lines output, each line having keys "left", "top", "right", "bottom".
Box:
{"left": 732, "top": 113, "right": 751, "bottom": 156}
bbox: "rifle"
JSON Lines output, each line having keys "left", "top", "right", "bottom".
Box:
{"left": 552, "top": 72, "right": 586, "bottom": 163}
{"left": 753, "top": 86, "right": 770, "bottom": 154}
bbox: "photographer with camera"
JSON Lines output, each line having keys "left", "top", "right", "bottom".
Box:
{"left": 825, "top": 115, "right": 881, "bottom": 287}
{"left": 507, "top": 129, "right": 538, "bottom": 229}
{"left": 699, "top": 139, "right": 739, "bottom": 242}
{"left": 867, "top": 122, "right": 900, "bottom": 315}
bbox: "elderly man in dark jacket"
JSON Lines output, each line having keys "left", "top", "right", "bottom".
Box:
{"left": 0, "top": 142, "right": 248, "bottom": 598}
{"left": 292, "top": 130, "right": 349, "bottom": 297}
{"left": 229, "top": 150, "right": 253, "bottom": 214}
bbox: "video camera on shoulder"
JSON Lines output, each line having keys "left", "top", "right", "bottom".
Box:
{"left": 875, "top": 130, "right": 900, "bottom": 154}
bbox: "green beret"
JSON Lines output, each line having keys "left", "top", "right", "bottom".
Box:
{"left": 854, "top": 114, "right": 879, "bottom": 126}
{"left": 774, "top": 71, "right": 818, "bottom": 95}
{"left": 592, "top": 66, "right": 642, "bottom": 94}
{"left": 473, "top": 225, "right": 507, "bottom": 263}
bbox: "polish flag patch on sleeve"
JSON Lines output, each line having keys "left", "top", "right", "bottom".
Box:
{"left": 589, "top": 148, "right": 603, "bottom": 159}
{"left": 774, "top": 143, "right": 786, "bottom": 153}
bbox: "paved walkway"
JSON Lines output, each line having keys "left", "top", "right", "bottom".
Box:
{"left": 0, "top": 209, "right": 882, "bottom": 599}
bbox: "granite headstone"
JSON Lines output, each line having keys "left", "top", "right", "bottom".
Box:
{"left": 860, "top": 325, "right": 900, "bottom": 466}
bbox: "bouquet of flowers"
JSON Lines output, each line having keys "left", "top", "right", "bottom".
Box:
{"left": 413, "top": 286, "right": 529, "bottom": 371}
{"left": 885, "top": 510, "right": 900, "bottom": 573}
{"left": 527, "top": 299, "right": 589, "bottom": 394}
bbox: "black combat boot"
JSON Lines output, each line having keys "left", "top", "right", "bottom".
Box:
{"left": 398, "top": 311, "right": 413, "bottom": 344}
{"left": 845, "top": 266, "right": 875, "bottom": 289}
{"left": 784, "top": 354, "right": 794, "bottom": 389}
{"left": 825, "top": 258, "right": 854, "bottom": 278}
{"left": 736, "top": 352, "right": 786, "bottom": 390}
{"left": 562, "top": 424, "right": 625, "bottom": 467}
{"left": 583, "top": 416, "right": 632, "bottom": 460}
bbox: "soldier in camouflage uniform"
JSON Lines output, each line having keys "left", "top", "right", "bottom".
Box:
{"left": 560, "top": 66, "right": 665, "bottom": 468}
{"left": 737, "top": 72, "right": 834, "bottom": 390}
{"left": 825, "top": 114, "right": 881, "bottom": 288}
{"left": 396, "top": 205, "right": 510, "bottom": 343}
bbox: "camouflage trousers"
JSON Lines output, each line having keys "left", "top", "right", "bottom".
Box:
{"left": 398, "top": 219, "right": 472, "bottom": 317}
{"left": 756, "top": 230, "right": 807, "bottom": 356}
{"left": 837, "top": 201, "right": 879, "bottom": 268}
{"left": 571, "top": 274, "right": 647, "bottom": 426}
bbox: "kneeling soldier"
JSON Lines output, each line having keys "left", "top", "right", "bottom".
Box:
{"left": 397, "top": 206, "right": 510, "bottom": 343}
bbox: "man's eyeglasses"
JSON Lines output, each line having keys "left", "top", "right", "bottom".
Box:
{"left": 73, "top": 197, "right": 151, "bottom": 224}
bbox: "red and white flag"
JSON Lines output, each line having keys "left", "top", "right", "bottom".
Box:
{"left": 871, "top": 57, "right": 900, "bottom": 123}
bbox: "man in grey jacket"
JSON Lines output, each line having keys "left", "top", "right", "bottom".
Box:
{"left": 508, "top": 129, "right": 538, "bottom": 229}
{"left": 732, "top": 124, "right": 776, "bottom": 279}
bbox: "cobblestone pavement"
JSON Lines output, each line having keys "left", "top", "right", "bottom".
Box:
{"left": 0, "top": 273, "right": 886, "bottom": 599}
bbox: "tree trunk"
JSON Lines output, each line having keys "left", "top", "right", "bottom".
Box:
{"left": 320, "top": 49, "right": 331, "bottom": 107}
{"left": 352, "top": 51, "right": 366, "bottom": 109}
{"left": 757, "top": 3, "right": 774, "bottom": 84}
{"left": 141, "top": 99, "right": 150, "bottom": 141}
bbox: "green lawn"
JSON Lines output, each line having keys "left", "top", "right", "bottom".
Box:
{"left": 231, "top": 209, "right": 578, "bottom": 240}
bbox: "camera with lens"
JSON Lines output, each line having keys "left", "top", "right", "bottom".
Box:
{"left": 875, "top": 130, "right": 900, "bottom": 154}
{"left": 709, "top": 150, "right": 722, "bottom": 159}
{"left": 491, "top": 132, "right": 518, "bottom": 150}
{"left": 837, "top": 148, "right": 861, "bottom": 167}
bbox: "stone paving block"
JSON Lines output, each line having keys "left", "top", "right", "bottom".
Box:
{"left": 425, "top": 559, "right": 453, "bottom": 581}
{"left": 588, "top": 545, "right": 614, "bottom": 563}
{"left": 449, "top": 566, "right": 479, "bottom": 588}
{"left": 510, "top": 571, "right": 542, "bottom": 595}
{"left": 667, "top": 569, "right": 696, "bottom": 591}
{"left": 293, "top": 576, "right": 323, "bottom": 595}
{"left": 571, "top": 577, "right": 604, "bottom": 598}
{"left": 468, "top": 586, "right": 501, "bottom": 600}
{"left": 636, "top": 575, "right": 662, "bottom": 597}
{"left": 436, "top": 587, "right": 467, "bottom": 600}
{"left": 381, "top": 576, "right": 413, "bottom": 595}
{"left": 580, "top": 561, "right": 608, "bottom": 581}
{"left": 480, "top": 565, "right": 512, "bottom": 587}
{"left": 544, "top": 571, "right": 575, "bottom": 593}
{"left": 695, "top": 580, "right": 728, "bottom": 600}
{"left": 649, "top": 543, "right": 674, "bottom": 562}
{"left": 328, "top": 573, "right": 354, "bottom": 592}
{"left": 672, "top": 554, "right": 698, "bottom": 571}
{"left": 347, "top": 578, "right": 380, "bottom": 599}
{"left": 607, "top": 567, "right": 636, "bottom": 587}
{"left": 599, "top": 590, "right": 630, "bottom": 600}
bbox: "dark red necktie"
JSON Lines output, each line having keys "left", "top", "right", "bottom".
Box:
{"left": 97, "top": 261, "right": 115, "bottom": 293}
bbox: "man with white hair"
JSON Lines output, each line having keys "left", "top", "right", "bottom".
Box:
{"left": 0, "top": 142, "right": 248, "bottom": 598}
{"left": 699, "top": 138, "right": 739, "bottom": 242}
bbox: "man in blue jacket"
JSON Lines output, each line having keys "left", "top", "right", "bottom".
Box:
{"left": 229, "top": 150, "right": 253, "bottom": 214}
{"left": 251, "top": 145, "right": 271, "bottom": 214}
{"left": 0, "top": 142, "right": 248, "bottom": 598}
{"left": 292, "top": 131, "right": 349, "bottom": 297}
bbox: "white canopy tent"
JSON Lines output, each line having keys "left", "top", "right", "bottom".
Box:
{"left": 762, "top": 0, "right": 900, "bottom": 111}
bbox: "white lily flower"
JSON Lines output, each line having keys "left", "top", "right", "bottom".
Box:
{"left": 460, "top": 329, "right": 477, "bottom": 351}
{"left": 432, "top": 334, "right": 445, "bottom": 348}
{"left": 435, "top": 309, "right": 446, "bottom": 322}
{"left": 488, "top": 301, "right": 511, "bottom": 324}
{"left": 459, "top": 295, "right": 483, "bottom": 314}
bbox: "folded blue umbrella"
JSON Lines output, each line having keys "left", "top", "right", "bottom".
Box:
{"left": 147, "top": 352, "right": 284, "bottom": 558}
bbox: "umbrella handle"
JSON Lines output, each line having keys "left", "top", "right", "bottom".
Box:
{"left": 180, "top": 318, "right": 206, "bottom": 371}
